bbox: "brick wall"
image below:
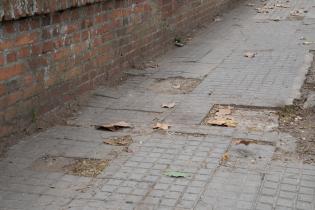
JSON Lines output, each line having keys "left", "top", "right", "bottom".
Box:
{"left": 0, "top": 0, "right": 234, "bottom": 138}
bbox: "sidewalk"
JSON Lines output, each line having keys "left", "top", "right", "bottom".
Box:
{"left": 1, "top": 0, "right": 315, "bottom": 209}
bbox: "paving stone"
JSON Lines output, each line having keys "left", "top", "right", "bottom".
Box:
{"left": 2, "top": 1, "right": 315, "bottom": 209}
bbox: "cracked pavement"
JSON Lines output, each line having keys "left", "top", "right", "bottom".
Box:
{"left": 1, "top": 0, "right": 315, "bottom": 209}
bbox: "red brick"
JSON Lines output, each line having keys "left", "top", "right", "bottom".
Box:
{"left": 0, "top": 39, "right": 15, "bottom": 51}
{"left": 6, "top": 52, "right": 17, "bottom": 63}
{"left": 0, "top": 84, "right": 6, "bottom": 96}
{"left": 0, "top": 64, "right": 23, "bottom": 81}
{"left": 0, "top": 53, "right": 4, "bottom": 65}
{"left": 18, "top": 47, "right": 31, "bottom": 59}
{"left": 15, "top": 32, "right": 39, "bottom": 46}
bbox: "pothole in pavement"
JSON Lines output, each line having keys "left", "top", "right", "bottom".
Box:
{"left": 221, "top": 138, "right": 275, "bottom": 170}
{"left": 203, "top": 105, "right": 279, "bottom": 132}
{"left": 148, "top": 77, "right": 201, "bottom": 94}
{"left": 31, "top": 155, "right": 109, "bottom": 177}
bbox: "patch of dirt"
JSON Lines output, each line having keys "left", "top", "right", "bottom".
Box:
{"left": 103, "top": 135, "right": 133, "bottom": 146}
{"left": 232, "top": 138, "right": 275, "bottom": 146}
{"left": 32, "top": 156, "right": 75, "bottom": 172}
{"left": 221, "top": 142, "right": 275, "bottom": 170}
{"left": 279, "top": 106, "right": 315, "bottom": 163}
{"left": 32, "top": 155, "right": 109, "bottom": 177}
{"left": 204, "top": 105, "right": 279, "bottom": 132}
{"left": 149, "top": 77, "right": 201, "bottom": 94}
{"left": 0, "top": 98, "right": 83, "bottom": 159}
{"left": 65, "top": 159, "right": 109, "bottom": 177}
{"left": 278, "top": 52, "right": 315, "bottom": 163}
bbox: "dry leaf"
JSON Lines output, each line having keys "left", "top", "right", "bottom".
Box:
{"left": 96, "top": 121, "right": 132, "bottom": 131}
{"left": 221, "top": 152, "right": 230, "bottom": 161}
{"left": 173, "top": 84, "right": 181, "bottom": 89}
{"left": 103, "top": 135, "right": 133, "bottom": 146}
{"left": 233, "top": 139, "right": 256, "bottom": 145}
{"left": 214, "top": 16, "right": 222, "bottom": 22}
{"left": 216, "top": 107, "right": 232, "bottom": 116}
{"left": 244, "top": 52, "right": 256, "bottom": 58}
{"left": 303, "top": 41, "right": 315, "bottom": 45}
{"left": 153, "top": 122, "right": 170, "bottom": 130}
{"left": 207, "top": 118, "right": 238, "bottom": 127}
{"left": 275, "top": 4, "right": 290, "bottom": 8}
{"left": 161, "top": 102, "right": 176, "bottom": 108}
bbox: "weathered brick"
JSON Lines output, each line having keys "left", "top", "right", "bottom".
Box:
{"left": 0, "top": 64, "right": 23, "bottom": 81}
{"left": 0, "top": 0, "right": 233, "bottom": 139}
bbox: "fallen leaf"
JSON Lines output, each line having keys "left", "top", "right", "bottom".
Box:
{"left": 221, "top": 152, "right": 230, "bottom": 161}
{"left": 175, "top": 42, "right": 184, "bottom": 47}
{"left": 161, "top": 102, "right": 176, "bottom": 108}
{"left": 207, "top": 118, "right": 238, "bottom": 127}
{"left": 233, "top": 139, "right": 256, "bottom": 145}
{"left": 153, "top": 122, "right": 171, "bottom": 130}
{"left": 244, "top": 52, "right": 256, "bottom": 58}
{"left": 103, "top": 135, "right": 133, "bottom": 146}
{"left": 272, "top": 17, "right": 280, "bottom": 21}
{"left": 303, "top": 41, "right": 315, "bottom": 45}
{"left": 164, "top": 171, "right": 188, "bottom": 178}
{"left": 276, "top": 4, "right": 290, "bottom": 8}
{"left": 96, "top": 121, "right": 132, "bottom": 131}
{"left": 216, "top": 107, "right": 232, "bottom": 116}
{"left": 290, "top": 9, "right": 304, "bottom": 16}
{"left": 173, "top": 84, "right": 181, "bottom": 89}
{"left": 214, "top": 16, "right": 222, "bottom": 22}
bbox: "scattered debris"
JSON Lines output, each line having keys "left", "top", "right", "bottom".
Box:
{"left": 244, "top": 51, "right": 256, "bottom": 58}
{"left": 173, "top": 84, "right": 181, "bottom": 89}
{"left": 216, "top": 106, "right": 232, "bottom": 116}
{"left": 66, "top": 159, "right": 109, "bottom": 177}
{"left": 207, "top": 118, "right": 238, "bottom": 127}
{"left": 95, "top": 121, "right": 132, "bottom": 131}
{"left": 290, "top": 9, "right": 305, "bottom": 16}
{"left": 164, "top": 171, "right": 188, "bottom": 178}
{"left": 175, "top": 42, "right": 185, "bottom": 47}
{"left": 214, "top": 16, "right": 223, "bottom": 22}
{"left": 153, "top": 123, "right": 171, "bottom": 130}
{"left": 206, "top": 106, "right": 237, "bottom": 127}
{"left": 234, "top": 139, "right": 257, "bottom": 145}
{"left": 103, "top": 135, "right": 133, "bottom": 146}
{"left": 246, "top": 3, "right": 255, "bottom": 7}
{"left": 221, "top": 152, "right": 230, "bottom": 161}
{"left": 145, "top": 61, "right": 159, "bottom": 69}
{"left": 275, "top": 4, "right": 290, "bottom": 8}
{"left": 303, "top": 41, "right": 315, "bottom": 45}
{"left": 233, "top": 138, "right": 274, "bottom": 146}
{"left": 161, "top": 102, "right": 176, "bottom": 109}
{"left": 149, "top": 77, "right": 201, "bottom": 94}
{"left": 272, "top": 17, "right": 281, "bottom": 22}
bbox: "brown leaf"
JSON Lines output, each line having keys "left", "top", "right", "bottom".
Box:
{"left": 233, "top": 139, "right": 256, "bottom": 145}
{"left": 103, "top": 135, "right": 133, "bottom": 146}
{"left": 275, "top": 4, "right": 290, "bottom": 8}
{"left": 207, "top": 118, "right": 238, "bottom": 127}
{"left": 214, "top": 16, "right": 222, "bottom": 22}
{"left": 216, "top": 107, "right": 232, "bottom": 116}
{"left": 96, "top": 121, "right": 132, "bottom": 131}
{"left": 244, "top": 52, "right": 256, "bottom": 58}
{"left": 153, "top": 122, "right": 170, "bottom": 130}
{"left": 161, "top": 102, "right": 176, "bottom": 108}
{"left": 221, "top": 152, "right": 230, "bottom": 161}
{"left": 172, "top": 84, "right": 181, "bottom": 89}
